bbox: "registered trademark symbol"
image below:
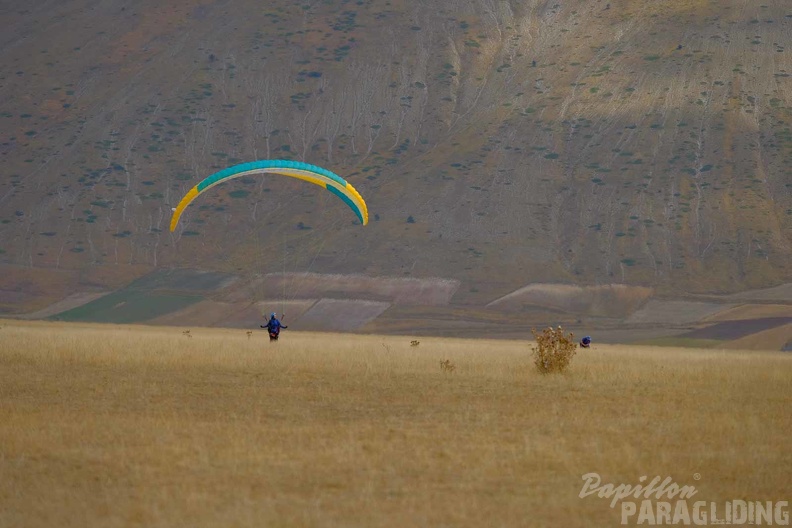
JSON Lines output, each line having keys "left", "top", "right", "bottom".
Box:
{"left": 693, "top": 473, "right": 701, "bottom": 480}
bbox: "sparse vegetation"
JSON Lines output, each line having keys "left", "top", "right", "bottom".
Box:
{"left": 1, "top": 320, "right": 790, "bottom": 527}
{"left": 439, "top": 358, "right": 456, "bottom": 373}
{"left": 530, "top": 325, "right": 578, "bottom": 374}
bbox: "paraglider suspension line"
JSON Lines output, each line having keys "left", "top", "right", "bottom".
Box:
{"left": 281, "top": 228, "right": 286, "bottom": 316}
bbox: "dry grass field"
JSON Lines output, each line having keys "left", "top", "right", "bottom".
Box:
{"left": 1, "top": 319, "right": 790, "bottom": 527}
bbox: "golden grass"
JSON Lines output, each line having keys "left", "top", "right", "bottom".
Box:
{"left": 1, "top": 319, "right": 790, "bottom": 527}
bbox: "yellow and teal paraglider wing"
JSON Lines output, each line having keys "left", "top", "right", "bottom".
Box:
{"left": 169, "top": 160, "right": 368, "bottom": 231}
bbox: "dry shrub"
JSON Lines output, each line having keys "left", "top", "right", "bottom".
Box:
{"left": 439, "top": 359, "right": 456, "bottom": 373}
{"left": 531, "top": 325, "right": 578, "bottom": 374}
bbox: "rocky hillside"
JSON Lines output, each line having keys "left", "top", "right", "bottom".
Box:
{"left": 1, "top": 0, "right": 790, "bottom": 311}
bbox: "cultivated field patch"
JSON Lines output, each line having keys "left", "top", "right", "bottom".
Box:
{"left": 626, "top": 300, "right": 733, "bottom": 325}
{"left": 683, "top": 317, "right": 792, "bottom": 340}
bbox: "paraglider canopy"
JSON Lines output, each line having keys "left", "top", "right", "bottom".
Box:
{"left": 169, "top": 159, "right": 368, "bottom": 231}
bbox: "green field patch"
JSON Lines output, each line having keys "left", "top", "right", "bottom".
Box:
{"left": 52, "top": 291, "right": 203, "bottom": 324}
{"left": 126, "top": 269, "right": 236, "bottom": 291}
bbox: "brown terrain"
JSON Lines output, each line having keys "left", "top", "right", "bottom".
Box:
{"left": 1, "top": 1, "right": 790, "bottom": 348}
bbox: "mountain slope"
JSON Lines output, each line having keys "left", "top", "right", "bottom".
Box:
{"left": 1, "top": 0, "right": 790, "bottom": 310}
